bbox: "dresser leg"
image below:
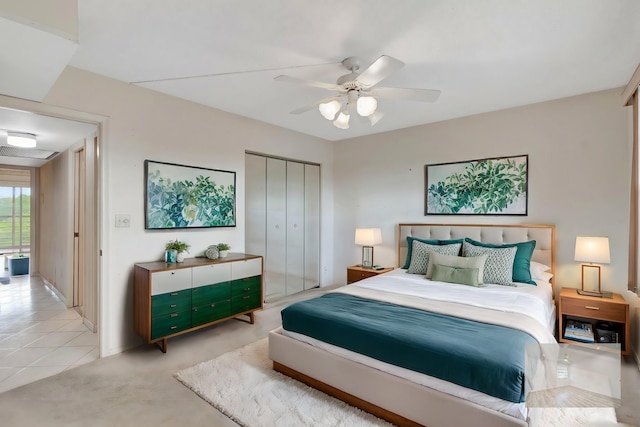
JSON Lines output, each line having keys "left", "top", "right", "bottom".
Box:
{"left": 249, "top": 312, "right": 255, "bottom": 324}
{"left": 154, "top": 338, "right": 167, "bottom": 353}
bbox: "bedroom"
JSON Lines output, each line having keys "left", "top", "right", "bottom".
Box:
{"left": 0, "top": 0, "right": 639, "bottom": 425}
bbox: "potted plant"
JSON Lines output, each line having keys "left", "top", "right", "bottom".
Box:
{"left": 165, "top": 239, "right": 190, "bottom": 263}
{"left": 217, "top": 243, "right": 231, "bottom": 258}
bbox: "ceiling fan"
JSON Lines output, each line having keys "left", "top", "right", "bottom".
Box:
{"left": 274, "top": 55, "right": 441, "bottom": 129}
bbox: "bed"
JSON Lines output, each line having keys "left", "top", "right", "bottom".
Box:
{"left": 269, "top": 223, "right": 557, "bottom": 427}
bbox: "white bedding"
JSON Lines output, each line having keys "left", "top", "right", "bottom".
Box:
{"left": 281, "top": 268, "right": 558, "bottom": 421}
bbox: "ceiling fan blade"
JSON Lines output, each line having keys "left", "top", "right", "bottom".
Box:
{"left": 274, "top": 75, "right": 342, "bottom": 91}
{"left": 373, "top": 87, "right": 441, "bottom": 103}
{"left": 355, "top": 55, "right": 405, "bottom": 88}
{"left": 289, "top": 96, "right": 342, "bottom": 115}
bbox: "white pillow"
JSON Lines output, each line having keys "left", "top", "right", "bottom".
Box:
{"left": 530, "top": 261, "right": 551, "bottom": 280}
{"left": 426, "top": 251, "right": 488, "bottom": 284}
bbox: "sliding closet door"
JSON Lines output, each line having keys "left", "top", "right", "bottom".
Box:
{"left": 245, "top": 153, "right": 320, "bottom": 301}
{"left": 245, "top": 154, "right": 266, "bottom": 258}
{"left": 266, "top": 158, "right": 287, "bottom": 301}
{"left": 286, "top": 162, "right": 305, "bottom": 295}
{"left": 304, "top": 164, "right": 320, "bottom": 290}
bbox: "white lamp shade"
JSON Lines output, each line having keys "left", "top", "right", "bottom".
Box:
{"left": 7, "top": 132, "right": 36, "bottom": 148}
{"left": 368, "top": 111, "right": 384, "bottom": 126}
{"left": 319, "top": 100, "right": 341, "bottom": 120}
{"left": 574, "top": 236, "right": 610, "bottom": 264}
{"left": 333, "top": 110, "right": 350, "bottom": 129}
{"left": 356, "top": 96, "right": 377, "bottom": 117}
{"left": 355, "top": 228, "right": 382, "bottom": 246}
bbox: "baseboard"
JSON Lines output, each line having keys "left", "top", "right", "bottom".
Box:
{"left": 42, "top": 276, "right": 68, "bottom": 307}
{"left": 83, "top": 317, "right": 97, "bottom": 333}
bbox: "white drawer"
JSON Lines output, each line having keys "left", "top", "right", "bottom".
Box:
{"left": 192, "top": 263, "right": 231, "bottom": 287}
{"left": 151, "top": 268, "right": 192, "bottom": 295}
{"left": 231, "top": 258, "right": 262, "bottom": 280}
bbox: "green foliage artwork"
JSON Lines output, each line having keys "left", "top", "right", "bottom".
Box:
{"left": 425, "top": 155, "right": 528, "bottom": 215}
{"left": 145, "top": 160, "right": 236, "bottom": 229}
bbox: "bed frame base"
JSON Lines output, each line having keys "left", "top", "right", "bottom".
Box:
{"left": 269, "top": 328, "right": 526, "bottom": 427}
{"left": 273, "top": 361, "right": 422, "bottom": 427}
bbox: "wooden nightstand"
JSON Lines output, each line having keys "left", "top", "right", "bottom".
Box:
{"left": 347, "top": 265, "right": 394, "bottom": 284}
{"left": 558, "top": 287, "right": 630, "bottom": 355}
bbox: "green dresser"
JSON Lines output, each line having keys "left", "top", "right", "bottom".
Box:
{"left": 134, "top": 254, "right": 263, "bottom": 352}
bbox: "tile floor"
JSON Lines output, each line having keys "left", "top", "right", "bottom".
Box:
{"left": 0, "top": 274, "right": 98, "bottom": 393}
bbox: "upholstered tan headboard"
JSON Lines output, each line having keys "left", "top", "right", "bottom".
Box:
{"left": 398, "top": 223, "right": 556, "bottom": 284}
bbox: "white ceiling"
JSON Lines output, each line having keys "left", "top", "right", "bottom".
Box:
{"left": 2, "top": 0, "right": 640, "bottom": 148}
{"left": 0, "top": 108, "right": 96, "bottom": 167}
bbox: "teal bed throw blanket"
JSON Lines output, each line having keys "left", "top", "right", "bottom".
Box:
{"left": 281, "top": 293, "right": 538, "bottom": 403}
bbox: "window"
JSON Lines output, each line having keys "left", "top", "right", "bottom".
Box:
{"left": 0, "top": 186, "right": 30, "bottom": 253}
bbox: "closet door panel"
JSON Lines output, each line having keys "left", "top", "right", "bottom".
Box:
{"left": 286, "top": 162, "right": 305, "bottom": 295}
{"left": 304, "top": 164, "right": 320, "bottom": 289}
{"left": 266, "top": 158, "right": 287, "bottom": 301}
{"left": 245, "top": 154, "right": 266, "bottom": 258}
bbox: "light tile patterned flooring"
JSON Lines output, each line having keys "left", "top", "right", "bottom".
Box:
{"left": 0, "top": 274, "right": 98, "bottom": 393}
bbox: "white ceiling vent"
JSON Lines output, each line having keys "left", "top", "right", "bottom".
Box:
{"left": 0, "top": 145, "right": 59, "bottom": 160}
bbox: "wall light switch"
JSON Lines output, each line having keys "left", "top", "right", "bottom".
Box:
{"left": 115, "top": 214, "right": 131, "bottom": 228}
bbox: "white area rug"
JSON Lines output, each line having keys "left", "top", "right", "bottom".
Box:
{"left": 175, "top": 338, "right": 392, "bottom": 427}
{"left": 176, "top": 338, "right": 620, "bottom": 427}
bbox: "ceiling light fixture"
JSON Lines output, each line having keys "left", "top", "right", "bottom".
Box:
{"left": 318, "top": 91, "right": 378, "bottom": 129}
{"left": 356, "top": 96, "right": 377, "bottom": 117}
{"left": 7, "top": 132, "right": 36, "bottom": 148}
{"left": 318, "top": 99, "right": 341, "bottom": 120}
{"left": 333, "top": 110, "right": 350, "bottom": 129}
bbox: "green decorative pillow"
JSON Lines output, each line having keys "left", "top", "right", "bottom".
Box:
{"left": 431, "top": 264, "right": 481, "bottom": 287}
{"left": 426, "top": 251, "right": 488, "bottom": 283}
{"left": 462, "top": 241, "right": 517, "bottom": 286}
{"left": 407, "top": 241, "right": 462, "bottom": 275}
{"left": 402, "top": 237, "right": 440, "bottom": 269}
{"left": 464, "top": 238, "right": 536, "bottom": 285}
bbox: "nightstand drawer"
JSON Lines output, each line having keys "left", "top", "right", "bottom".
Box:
{"left": 347, "top": 269, "right": 378, "bottom": 283}
{"left": 561, "top": 298, "right": 626, "bottom": 323}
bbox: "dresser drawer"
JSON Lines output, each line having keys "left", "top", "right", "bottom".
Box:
{"left": 192, "top": 282, "right": 231, "bottom": 307}
{"left": 561, "top": 297, "right": 626, "bottom": 323}
{"left": 192, "top": 299, "right": 231, "bottom": 327}
{"left": 151, "top": 268, "right": 192, "bottom": 295}
{"left": 231, "top": 258, "right": 262, "bottom": 280}
{"left": 231, "top": 292, "right": 261, "bottom": 314}
{"left": 230, "top": 276, "right": 261, "bottom": 297}
{"left": 151, "top": 310, "right": 191, "bottom": 340}
{"left": 192, "top": 263, "right": 231, "bottom": 287}
{"left": 151, "top": 290, "right": 191, "bottom": 318}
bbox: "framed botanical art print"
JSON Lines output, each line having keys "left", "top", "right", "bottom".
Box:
{"left": 145, "top": 160, "right": 236, "bottom": 229}
{"left": 425, "top": 154, "right": 528, "bottom": 215}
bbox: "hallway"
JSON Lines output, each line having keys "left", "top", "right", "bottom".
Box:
{"left": 0, "top": 274, "right": 98, "bottom": 393}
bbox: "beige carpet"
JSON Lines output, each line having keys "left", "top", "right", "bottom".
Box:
{"left": 176, "top": 338, "right": 620, "bottom": 427}
{"left": 175, "top": 338, "right": 392, "bottom": 427}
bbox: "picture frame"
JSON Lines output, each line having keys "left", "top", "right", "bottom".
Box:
{"left": 425, "top": 154, "right": 528, "bottom": 215}
{"left": 144, "top": 160, "right": 236, "bottom": 229}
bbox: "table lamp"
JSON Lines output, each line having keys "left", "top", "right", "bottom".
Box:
{"left": 574, "top": 236, "right": 610, "bottom": 297}
{"left": 355, "top": 228, "right": 382, "bottom": 268}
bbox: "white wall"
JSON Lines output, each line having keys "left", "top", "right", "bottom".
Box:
{"left": 333, "top": 88, "right": 630, "bottom": 296}
{"left": 42, "top": 66, "right": 335, "bottom": 356}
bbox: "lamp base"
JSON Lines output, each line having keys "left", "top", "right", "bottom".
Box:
{"left": 577, "top": 289, "right": 613, "bottom": 299}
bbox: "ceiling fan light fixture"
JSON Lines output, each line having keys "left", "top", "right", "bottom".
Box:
{"left": 357, "top": 96, "right": 377, "bottom": 117}
{"left": 333, "top": 110, "right": 350, "bottom": 129}
{"left": 7, "top": 132, "right": 36, "bottom": 148}
{"left": 319, "top": 100, "right": 341, "bottom": 120}
{"left": 368, "top": 111, "right": 384, "bottom": 126}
